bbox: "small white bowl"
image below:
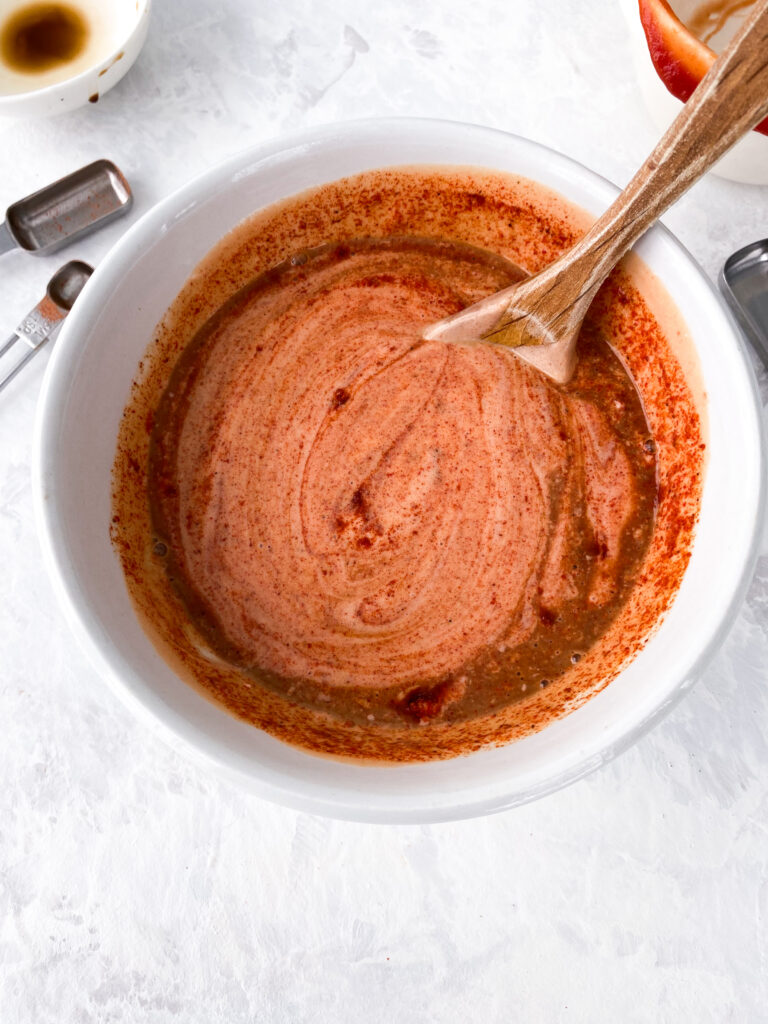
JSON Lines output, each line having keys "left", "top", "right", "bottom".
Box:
{"left": 618, "top": 0, "right": 768, "bottom": 186}
{"left": 33, "top": 119, "right": 765, "bottom": 823}
{"left": 0, "top": 0, "right": 150, "bottom": 117}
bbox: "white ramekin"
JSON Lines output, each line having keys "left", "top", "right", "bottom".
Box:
{"left": 33, "top": 119, "right": 765, "bottom": 823}
{"left": 0, "top": 0, "right": 151, "bottom": 118}
{"left": 618, "top": 0, "right": 768, "bottom": 186}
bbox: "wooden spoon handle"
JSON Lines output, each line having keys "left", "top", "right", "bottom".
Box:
{"left": 491, "top": 0, "right": 768, "bottom": 344}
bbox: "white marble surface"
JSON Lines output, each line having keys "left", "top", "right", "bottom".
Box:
{"left": 2, "top": 0, "right": 768, "bottom": 1020}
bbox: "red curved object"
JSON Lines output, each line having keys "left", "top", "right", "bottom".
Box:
{"left": 638, "top": 0, "right": 768, "bottom": 136}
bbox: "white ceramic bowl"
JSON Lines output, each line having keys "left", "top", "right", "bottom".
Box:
{"left": 33, "top": 119, "right": 765, "bottom": 823}
{"left": 618, "top": 0, "right": 768, "bottom": 186}
{"left": 0, "top": 0, "right": 150, "bottom": 118}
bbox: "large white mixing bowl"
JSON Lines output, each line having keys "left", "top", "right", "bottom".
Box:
{"left": 33, "top": 119, "right": 764, "bottom": 823}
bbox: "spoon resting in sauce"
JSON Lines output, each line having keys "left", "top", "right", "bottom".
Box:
{"left": 423, "top": 0, "right": 768, "bottom": 384}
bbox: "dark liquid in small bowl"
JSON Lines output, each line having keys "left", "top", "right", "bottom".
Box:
{"left": 1, "top": 3, "right": 88, "bottom": 74}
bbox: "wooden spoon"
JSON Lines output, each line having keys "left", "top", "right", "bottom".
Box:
{"left": 423, "top": 0, "right": 768, "bottom": 384}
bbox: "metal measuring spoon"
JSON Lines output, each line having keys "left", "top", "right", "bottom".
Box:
{"left": 720, "top": 240, "right": 768, "bottom": 372}
{"left": 0, "top": 159, "right": 132, "bottom": 258}
{"left": 0, "top": 261, "right": 93, "bottom": 394}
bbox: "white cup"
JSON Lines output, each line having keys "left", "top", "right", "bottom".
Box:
{"left": 0, "top": 0, "right": 151, "bottom": 117}
{"left": 618, "top": 0, "right": 768, "bottom": 186}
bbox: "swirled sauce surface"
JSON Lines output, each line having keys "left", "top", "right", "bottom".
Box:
{"left": 112, "top": 168, "right": 704, "bottom": 761}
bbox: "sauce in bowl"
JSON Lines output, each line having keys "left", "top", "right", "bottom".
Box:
{"left": 112, "top": 166, "right": 704, "bottom": 762}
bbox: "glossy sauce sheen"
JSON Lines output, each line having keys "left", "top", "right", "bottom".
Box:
{"left": 112, "top": 168, "right": 704, "bottom": 762}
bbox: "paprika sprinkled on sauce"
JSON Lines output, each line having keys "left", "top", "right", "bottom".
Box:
{"left": 111, "top": 167, "right": 704, "bottom": 763}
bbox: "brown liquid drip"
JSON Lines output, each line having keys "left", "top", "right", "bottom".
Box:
{"left": 0, "top": 3, "right": 88, "bottom": 74}
{"left": 685, "top": 0, "right": 754, "bottom": 48}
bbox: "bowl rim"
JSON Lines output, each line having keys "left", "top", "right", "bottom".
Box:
{"left": 32, "top": 117, "right": 767, "bottom": 822}
{"left": 0, "top": 0, "right": 151, "bottom": 107}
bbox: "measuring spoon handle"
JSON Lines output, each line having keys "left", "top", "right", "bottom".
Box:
{"left": 0, "top": 222, "right": 17, "bottom": 257}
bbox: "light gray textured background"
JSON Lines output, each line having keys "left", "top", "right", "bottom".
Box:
{"left": 2, "top": 1, "right": 768, "bottom": 1021}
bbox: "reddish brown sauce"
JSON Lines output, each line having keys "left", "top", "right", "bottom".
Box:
{"left": 111, "top": 167, "right": 704, "bottom": 762}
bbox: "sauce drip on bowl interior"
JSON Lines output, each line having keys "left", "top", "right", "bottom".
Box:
{"left": 112, "top": 167, "right": 704, "bottom": 762}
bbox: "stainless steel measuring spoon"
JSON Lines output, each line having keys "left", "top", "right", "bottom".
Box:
{"left": 0, "top": 159, "right": 132, "bottom": 257}
{"left": 721, "top": 240, "right": 768, "bottom": 372}
{"left": 0, "top": 261, "right": 93, "bottom": 394}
